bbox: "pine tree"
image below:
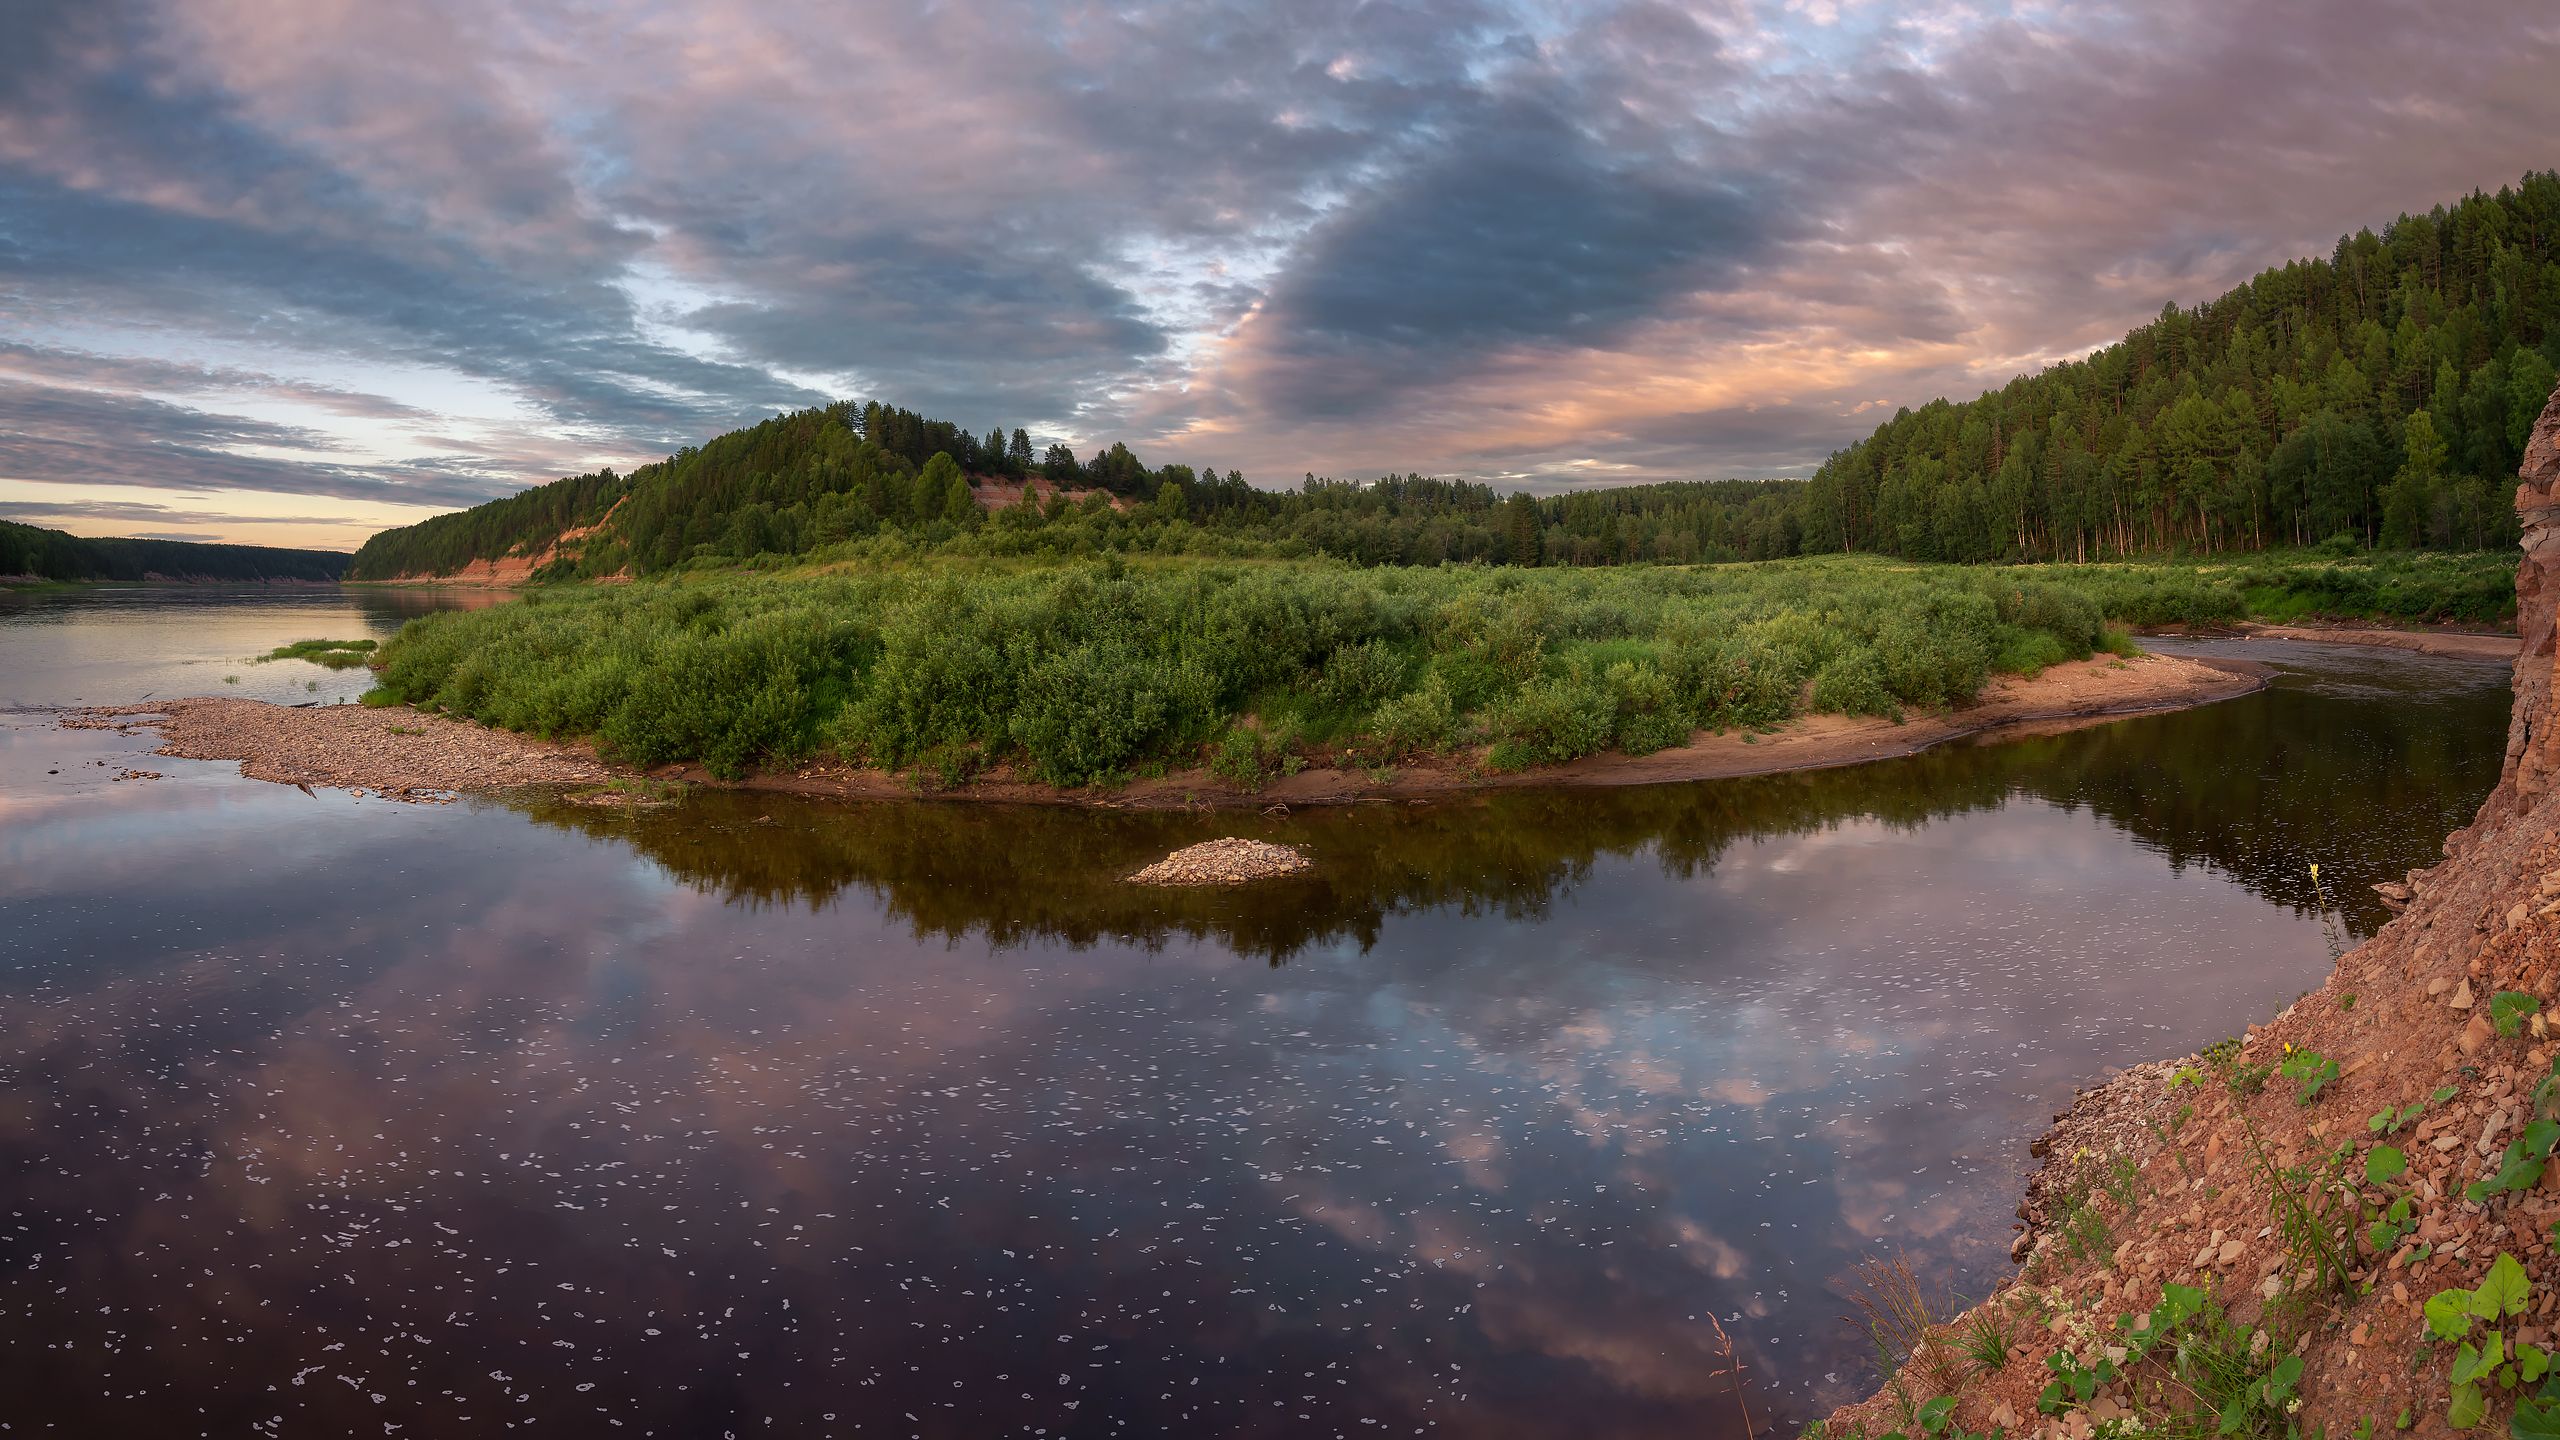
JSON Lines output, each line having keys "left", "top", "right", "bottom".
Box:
{"left": 1503, "top": 493, "right": 1542, "bottom": 567}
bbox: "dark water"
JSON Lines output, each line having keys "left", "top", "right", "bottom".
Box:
{"left": 0, "top": 593, "right": 2515, "bottom": 1438}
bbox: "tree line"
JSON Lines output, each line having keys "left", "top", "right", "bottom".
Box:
{"left": 1, "top": 519, "right": 349, "bottom": 583}
{"left": 347, "top": 401, "right": 1814, "bottom": 580}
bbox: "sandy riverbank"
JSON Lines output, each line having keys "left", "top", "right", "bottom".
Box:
{"left": 2233, "top": 620, "right": 2520, "bottom": 661}
{"left": 62, "top": 651, "right": 2262, "bottom": 808}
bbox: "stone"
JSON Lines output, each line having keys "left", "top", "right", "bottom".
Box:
{"left": 2458, "top": 1016, "right": 2496, "bottom": 1055}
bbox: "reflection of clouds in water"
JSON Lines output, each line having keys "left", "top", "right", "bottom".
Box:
{"left": 0, "top": 652, "right": 2514, "bottom": 1435}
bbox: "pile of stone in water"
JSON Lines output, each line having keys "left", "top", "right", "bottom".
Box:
{"left": 1127, "top": 837, "right": 1311, "bottom": 886}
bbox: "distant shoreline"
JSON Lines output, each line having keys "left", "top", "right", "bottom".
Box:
{"left": 1, "top": 575, "right": 346, "bottom": 589}
{"left": 64, "top": 651, "right": 2265, "bottom": 810}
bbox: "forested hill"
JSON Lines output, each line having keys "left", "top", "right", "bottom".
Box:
{"left": 1798, "top": 171, "right": 2560, "bottom": 561}
{"left": 350, "top": 172, "right": 2560, "bottom": 580}
{"left": 0, "top": 520, "right": 348, "bottom": 583}
{"left": 346, "top": 400, "right": 1808, "bottom": 578}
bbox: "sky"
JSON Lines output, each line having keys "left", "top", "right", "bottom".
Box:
{"left": 2, "top": 0, "right": 2557, "bottom": 552}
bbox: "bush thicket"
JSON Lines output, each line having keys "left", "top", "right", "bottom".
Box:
{"left": 372, "top": 554, "right": 2158, "bottom": 783}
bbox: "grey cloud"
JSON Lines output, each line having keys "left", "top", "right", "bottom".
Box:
{"left": 1243, "top": 99, "right": 1780, "bottom": 416}
{"left": 0, "top": 176, "right": 820, "bottom": 446}
{"left": 0, "top": 379, "right": 512, "bottom": 509}
{"left": 0, "top": 500, "right": 355, "bottom": 529}
{"left": 3, "top": 0, "right": 2559, "bottom": 533}
{"left": 0, "top": 343, "right": 434, "bottom": 421}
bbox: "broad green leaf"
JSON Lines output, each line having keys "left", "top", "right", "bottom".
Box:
{"left": 2471, "top": 1143, "right": 2548, "bottom": 1202}
{"left": 2368, "top": 1145, "right": 2408, "bottom": 1184}
{"left": 2513, "top": 1393, "right": 2560, "bottom": 1439}
{"left": 2455, "top": 1332, "right": 2506, "bottom": 1386}
{"left": 2480, "top": 1253, "right": 2533, "bottom": 1319}
{"left": 2525, "top": 1117, "right": 2560, "bottom": 1157}
{"left": 2455, "top": 1339, "right": 2489, "bottom": 1387}
{"left": 2522, "top": 1342, "right": 2552, "bottom": 1385}
{"left": 1917, "top": 1395, "right": 1956, "bottom": 1435}
{"left": 2431, "top": 1288, "right": 2481, "bottom": 1340}
{"left": 2493, "top": 991, "right": 2543, "bottom": 1037}
{"left": 2450, "top": 1379, "right": 2486, "bottom": 1430}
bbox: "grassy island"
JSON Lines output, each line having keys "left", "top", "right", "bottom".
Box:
{"left": 364, "top": 555, "right": 2138, "bottom": 784}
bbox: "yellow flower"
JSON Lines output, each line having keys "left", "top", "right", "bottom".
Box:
{"left": 2309, "top": 862, "right": 2321, "bottom": 878}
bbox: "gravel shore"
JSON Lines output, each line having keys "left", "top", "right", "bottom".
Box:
{"left": 64, "top": 697, "right": 610, "bottom": 801}
{"left": 1126, "top": 837, "right": 1313, "bottom": 885}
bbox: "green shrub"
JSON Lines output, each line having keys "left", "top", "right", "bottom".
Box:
{"left": 1810, "top": 648, "right": 1900, "bottom": 719}
{"left": 1368, "top": 674, "right": 1461, "bottom": 759}
{"left": 1484, "top": 662, "right": 1615, "bottom": 768}
{"left": 1008, "top": 643, "right": 1217, "bottom": 788}
{"left": 1602, "top": 660, "right": 1690, "bottom": 754}
{"left": 1994, "top": 627, "right": 2071, "bottom": 677}
{"left": 1313, "top": 638, "right": 1411, "bottom": 711}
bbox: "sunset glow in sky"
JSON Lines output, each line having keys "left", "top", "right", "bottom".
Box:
{"left": 4, "top": 0, "right": 2558, "bottom": 550}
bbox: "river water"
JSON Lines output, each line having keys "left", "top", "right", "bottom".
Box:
{"left": 0, "top": 587, "right": 2515, "bottom": 1437}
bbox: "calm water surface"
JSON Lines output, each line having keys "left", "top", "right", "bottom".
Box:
{"left": 0, "top": 590, "right": 2515, "bottom": 1437}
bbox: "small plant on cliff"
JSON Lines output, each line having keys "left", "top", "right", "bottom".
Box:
{"left": 2464, "top": 1118, "right": 2559, "bottom": 1204}
{"left": 1953, "top": 1308, "right": 2010, "bottom": 1377}
{"left": 2241, "top": 1120, "right": 2359, "bottom": 1298}
{"left": 2465, "top": 1056, "right": 2560, "bottom": 1205}
{"left": 2490, "top": 990, "right": 2542, "bottom": 1038}
{"left": 1845, "top": 1254, "right": 1959, "bottom": 1389}
{"left": 2279, "top": 1042, "right": 2341, "bottom": 1105}
{"left": 2369, "top": 1085, "right": 2458, "bottom": 1136}
{"left": 2036, "top": 1280, "right": 2311, "bottom": 1436}
{"left": 2421, "top": 1252, "right": 2559, "bottom": 1431}
{"left": 2201, "top": 1036, "right": 2275, "bottom": 1097}
{"left": 2362, "top": 1143, "right": 2420, "bottom": 1255}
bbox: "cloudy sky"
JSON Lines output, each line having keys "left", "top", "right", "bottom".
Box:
{"left": 3, "top": 0, "right": 2556, "bottom": 551}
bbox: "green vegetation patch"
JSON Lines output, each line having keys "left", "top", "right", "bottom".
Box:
{"left": 257, "top": 638, "right": 380, "bottom": 669}
{"left": 2003, "top": 547, "right": 2517, "bottom": 627}
{"left": 368, "top": 554, "right": 2127, "bottom": 784}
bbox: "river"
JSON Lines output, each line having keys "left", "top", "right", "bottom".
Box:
{"left": 0, "top": 585, "right": 2514, "bottom": 1437}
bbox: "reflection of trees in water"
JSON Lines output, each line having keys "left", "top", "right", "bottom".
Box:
{"left": 511, "top": 675, "right": 2508, "bottom": 961}
{"left": 346, "top": 586, "right": 516, "bottom": 621}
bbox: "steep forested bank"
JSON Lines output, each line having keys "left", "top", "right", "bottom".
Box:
{"left": 0, "top": 519, "right": 348, "bottom": 583}
{"left": 1801, "top": 172, "right": 2560, "bottom": 561}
